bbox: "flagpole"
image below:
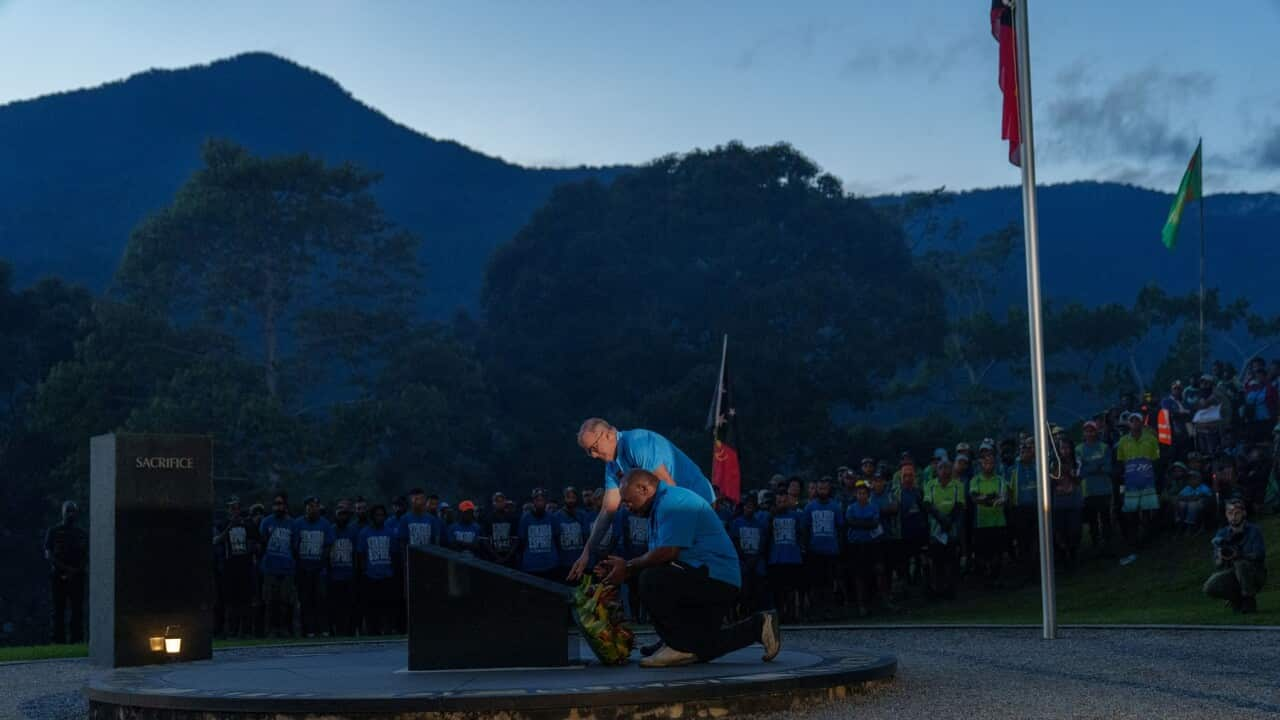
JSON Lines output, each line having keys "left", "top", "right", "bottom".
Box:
{"left": 713, "top": 334, "right": 728, "bottom": 427}
{"left": 1012, "top": 0, "right": 1056, "bottom": 640}
{"left": 1198, "top": 139, "right": 1206, "bottom": 375}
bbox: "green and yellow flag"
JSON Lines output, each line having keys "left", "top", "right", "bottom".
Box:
{"left": 1162, "top": 139, "right": 1202, "bottom": 250}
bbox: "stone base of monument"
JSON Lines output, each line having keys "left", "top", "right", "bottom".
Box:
{"left": 86, "top": 639, "right": 896, "bottom": 719}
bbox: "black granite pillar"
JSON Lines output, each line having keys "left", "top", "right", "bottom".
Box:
{"left": 89, "top": 433, "right": 214, "bottom": 668}
{"left": 407, "top": 545, "right": 577, "bottom": 670}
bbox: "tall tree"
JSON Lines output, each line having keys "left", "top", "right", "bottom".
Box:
{"left": 482, "top": 142, "right": 944, "bottom": 481}
{"left": 115, "top": 139, "right": 420, "bottom": 401}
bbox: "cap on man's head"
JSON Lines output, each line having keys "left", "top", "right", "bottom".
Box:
{"left": 226, "top": 495, "right": 241, "bottom": 506}
{"left": 492, "top": 491, "right": 507, "bottom": 502}
{"left": 458, "top": 500, "right": 476, "bottom": 512}
{"left": 1127, "top": 412, "right": 1144, "bottom": 424}
{"left": 979, "top": 438, "right": 996, "bottom": 453}
{"left": 860, "top": 457, "right": 875, "bottom": 466}
{"left": 855, "top": 480, "right": 870, "bottom": 489}
{"left": 1171, "top": 461, "right": 1188, "bottom": 471}
{"left": 1171, "top": 379, "right": 1184, "bottom": 389}
{"left": 1083, "top": 420, "right": 1099, "bottom": 431}
{"left": 933, "top": 448, "right": 948, "bottom": 462}
{"left": 304, "top": 495, "right": 319, "bottom": 506}
{"left": 1224, "top": 497, "right": 1246, "bottom": 511}
{"left": 955, "top": 442, "right": 971, "bottom": 454}
{"left": 249, "top": 503, "right": 265, "bottom": 514}
{"left": 531, "top": 487, "right": 547, "bottom": 499}
{"left": 1020, "top": 436, "right": 1035, "bottom": 448}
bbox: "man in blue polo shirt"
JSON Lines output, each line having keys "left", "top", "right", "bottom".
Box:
{"left": 595, "top": 469, "right": 781, "bottom": 668}
{"left": 570, "top": 418, "right": 715, "bottom": 582}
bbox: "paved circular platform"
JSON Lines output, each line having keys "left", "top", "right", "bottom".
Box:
{"left": 86, "top": 639, "right": 896, "bottom": 719}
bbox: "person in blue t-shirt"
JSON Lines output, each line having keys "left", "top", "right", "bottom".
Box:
{"left": 554, "top": 486, "right": 588, "bottom": 579}
{"left": 570, "top": 418, "right": 716, "bottom": 582}
{"left": 730, "top": 493, "right": 770, "bottom": 615}
{"left": 594, "top": 469, "right": 780, "bottom": 668}
{"left": 327, "top": 499, "right": 360, "bottom": 636}
{"left": 802, "top": 477, "right": 844, "bottom": 618}
{"left": 356, "top": 504, "right": 398, "bottom": 635}
{"left": 448, "top": 501, "right": 484, "bottom": 552}
{"left": 613, "top": 504, "right": 651, "bottom": 623}
{"left": 484, "top": 492, "right": 520, "bottom": 567}
{"left": 844, "top": 482, "right": 884, "bottom": 617}
{"left": 259, "top": 492, "right": 297, "bottom": 637}
{"left": 766, "top": 493, "right": 806, "bottom": 622}
{"left": 293, "top": 496, "right": 334, "bottom": 637}
{"left": 517, "top": 489, "right": 561, "bottom": 581}
{"left": 398, "top": 489, "right": 443, "bottom": 554}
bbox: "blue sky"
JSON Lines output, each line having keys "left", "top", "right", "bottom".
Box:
{"left": 2, "top": 0, "right": 1278, "bottom": 194}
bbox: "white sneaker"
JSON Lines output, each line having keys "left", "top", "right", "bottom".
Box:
{"left": 761, "top": 611, "right": 781, "bottom": 662}
{"left": 639, "top": 645, "right": 698, "bottom": 668}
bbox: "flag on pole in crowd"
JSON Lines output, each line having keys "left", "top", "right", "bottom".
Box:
{"left": 991, "top": 0, "right": 1020, "bottom": 166}
{"left": 706, "top": 335, "right": 741, "bottom": 502}
{"left": 1162, "top": 139, "right": 1203, "bottom": 251}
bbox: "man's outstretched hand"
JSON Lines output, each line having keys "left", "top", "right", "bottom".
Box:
{"left": 595, "top": 555, "right": 628, "bottom": 586}
{"left": 566, "top": 548, "right": 592, "bottom": 582}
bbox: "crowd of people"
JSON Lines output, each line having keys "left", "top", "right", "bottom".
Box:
{"left": 42, "top": 360, "right": 1277, "bottom": 644}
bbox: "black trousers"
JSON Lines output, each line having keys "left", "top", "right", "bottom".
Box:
{"left": 639, "top": 563, "right": 762, "bottom": 661}
{"left": 328, "top": 579, "right": 357, "bottom": 636}
{"left": 51, "top": 572, "right": 85, "bottom": 644}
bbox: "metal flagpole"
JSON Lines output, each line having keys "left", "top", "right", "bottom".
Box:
{"left": 1012, "top": 0, "right": 1056, "bottom": 640}
{"left": 713, "top": 334, "right": 728, "bottom": 431}
{"left": 1199, "top": 139, "right": 1206, "bottom": 375}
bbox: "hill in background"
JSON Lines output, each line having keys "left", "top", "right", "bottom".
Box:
{"left": 2, "top": 52, "right": 1277, "bottom": 318}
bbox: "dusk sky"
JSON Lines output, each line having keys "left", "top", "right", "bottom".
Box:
{"left": 2, "top": 0, "right": 1278, "bottom": 195}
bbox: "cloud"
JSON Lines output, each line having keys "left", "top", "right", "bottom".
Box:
{"left": 841, "top": 34, "right": 986, "bottom": 83}
{"left": 735, "top": 21, "right": 824, "bottom": 71}
{"left": 1258, "top": 125, "right": 1280, "bottom": 169}
{"left": 1044, "top": 66, "right": 1214, "bottom": 163}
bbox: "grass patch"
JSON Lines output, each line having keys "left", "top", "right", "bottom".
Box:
{"left": 839, "top": 513, "right": 1280, "bottom": 626}
{"left": 0, "top": 634, "right": 407, "bottom": 663}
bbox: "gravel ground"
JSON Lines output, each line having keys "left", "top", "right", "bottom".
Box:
{"left": 3, "top": 629, "right": 1278, "bottom": 719}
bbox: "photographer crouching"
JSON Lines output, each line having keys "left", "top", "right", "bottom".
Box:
{"left": 1203, "top": 498, "right": 1266, "bottom": 614}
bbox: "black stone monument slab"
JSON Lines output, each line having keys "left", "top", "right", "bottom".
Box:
{"left": 90, "top": 433, "right": 214, "bottom": 668}
{"left": 407, "top": 545, "right": 577, "bottom": 670}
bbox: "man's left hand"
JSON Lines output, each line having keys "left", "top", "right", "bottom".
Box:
{"left": 595, "top": 555, "right": 628, "bottom": 586}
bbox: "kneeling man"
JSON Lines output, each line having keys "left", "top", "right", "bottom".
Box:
{"left": 596, "top": 468, "right": 781, "bottom": 668}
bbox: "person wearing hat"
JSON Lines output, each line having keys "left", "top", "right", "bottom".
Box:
{"left": 1117, "top": 411, "right": 1161, "bottom": 564}
{"left": 594, "top": 469, "right": 780, "bottom": 668}
{"left": 517, "top": 488, "right": 561, "bottom": 582}
{"left": 44, "top": 500, "right": 88, "bottom": 644}
{"left": 447, "top": 501, "right": 483, "bottom": 552}
{"left": 923, "top": 448, "right": 948, "bottom": 488}
{"left": 892, "top": 452, "right": 914, "bottom": 491}
{"left": 213, "top": 496, "right": 259, "bottom": 638}
{"left": 730, "top": 492, "right": 770, "bottom": 616}
{"left": 1203, "top": 498, "right": 1266, "bottom": 613}
{"left": 571, "top": 418, "right": 716, "bottom": 582}
{"left": 765, "top": 490, "right": 806, "bottom": 622}
{"left": 969, "top": 442, "right": 1007, "bottom": 588}
{"left": 856, "top": 457, "right": 877, "bottom": 488}
{"left": 1175, "top": 469, "right": 1213, "bottom": 534}
{"left": 843, "top": 480, "right": 882, "bottom": 617}
{"left": 923, "top": 459, "right": 964, "bottom": 599}
{"left": 1006, "top": 436, "right": 1040, "bottom": 568}
{"left": 1077, "top": 421, "right": 1115, "bottom": 557}
{"left": 294, "top": 495, "right": 334, "bottom": 638}
{"left": 327, "top": 499, "right": 360, "bottom": 636}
